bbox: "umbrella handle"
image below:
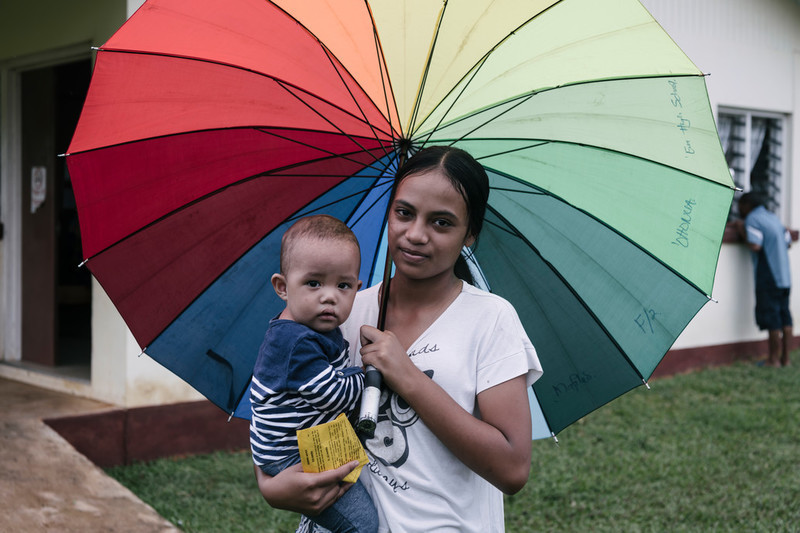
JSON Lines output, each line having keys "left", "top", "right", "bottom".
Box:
{"left": 355, "top": 365, "right": 382, "bottom": 438}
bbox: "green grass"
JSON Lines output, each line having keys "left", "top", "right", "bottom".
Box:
{"left": 107, "top": 361, "right": 800, "bottom": 532}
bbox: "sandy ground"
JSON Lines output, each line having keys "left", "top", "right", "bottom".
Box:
{"left": 0, "top": 377, "right": 179, "bottom": 532}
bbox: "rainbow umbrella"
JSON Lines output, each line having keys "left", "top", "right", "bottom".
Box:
{"left": 66, "top": 0, "right": 734, "bottom": 437}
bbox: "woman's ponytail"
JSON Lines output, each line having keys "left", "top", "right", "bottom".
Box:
{"left": 454, "top": 253, "right": 475, "bottom": 285}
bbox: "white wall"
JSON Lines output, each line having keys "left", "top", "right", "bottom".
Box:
{"left": 90, "top": 280, "right": 202, "bottom": 407}
{"left": 641, "top": 0, "right": 799, "bottom": 112}
{"left": 128, "top": 0, "right": 145, "bottom": 17}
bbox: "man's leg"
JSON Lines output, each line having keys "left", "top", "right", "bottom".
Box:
{"left": 767, "top": 330, "right": 781, "bottom": 366}
{"left": 781, "top": 325, "right": 792, "bottom": 367}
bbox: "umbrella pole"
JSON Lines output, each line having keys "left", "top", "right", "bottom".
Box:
{"left": 355, "top": 252, "right": 393, "bottom": 439}
{"left": 355, "top": 147, "right": 407, "bottom": 439}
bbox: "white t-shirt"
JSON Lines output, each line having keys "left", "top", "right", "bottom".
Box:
{"left": 341, "top": 282, "right": 542, "bottom": 533}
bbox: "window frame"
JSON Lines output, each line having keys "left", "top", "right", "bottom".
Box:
{"left": 718, "top": 106, "right": 790, "bottom": 223}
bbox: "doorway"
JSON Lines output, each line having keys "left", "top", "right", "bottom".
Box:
{"left": 20, "top": 58, "right": 92, "bottom": 377}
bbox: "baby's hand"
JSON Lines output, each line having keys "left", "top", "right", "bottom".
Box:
{"left": 254, "top": 461, "right": 357, "bottom": 515}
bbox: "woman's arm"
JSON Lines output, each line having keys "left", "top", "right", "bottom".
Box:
{"left": 359, "top": 325, "right": 532, "bottom": 494}
{"left": 254, "top": 461, "right": 359, "bottom": 515}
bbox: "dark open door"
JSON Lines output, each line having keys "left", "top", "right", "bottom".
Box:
{"left": 21, "top": 59, "right": 91, "bottom": 370}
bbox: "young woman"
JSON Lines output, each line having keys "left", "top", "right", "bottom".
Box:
{"left": 256, "top": 146, "right": 542, "bottom": 532}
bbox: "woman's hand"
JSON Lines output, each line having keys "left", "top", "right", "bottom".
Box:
{"left": 253, "top": 461, "right": 358, "bottom": 516}
{"left": 360, "top": 325, "right": 531, "bottom": 495}
{"left": 359, "top": 325, "right": 421, "bottom": 395}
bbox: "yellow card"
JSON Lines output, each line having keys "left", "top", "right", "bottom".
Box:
{"left": 297, "top": 413, "right": 369, "bottom": 484}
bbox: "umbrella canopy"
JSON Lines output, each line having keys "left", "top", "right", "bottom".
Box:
{"left": 66, "top": 0, "right": 734, "bottom": 437}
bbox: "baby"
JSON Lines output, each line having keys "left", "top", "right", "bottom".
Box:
{"left": 249, "top": 214, "right": 377, "bottom": 533}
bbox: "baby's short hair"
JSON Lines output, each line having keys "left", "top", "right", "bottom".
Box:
{"left": 280, "top": 215, "right": 360, "bottom": 274}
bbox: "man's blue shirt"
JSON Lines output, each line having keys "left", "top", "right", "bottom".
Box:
{"left": 744, "top": 205, "right": 791, "bottom": 289}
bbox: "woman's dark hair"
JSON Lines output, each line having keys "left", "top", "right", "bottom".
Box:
{"left": 393, "top": 145, "right": 490, "bottom": 284}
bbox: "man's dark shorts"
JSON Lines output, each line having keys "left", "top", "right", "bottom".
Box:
{"left": 755, "top": 286, "right": 793, "bottom": 331}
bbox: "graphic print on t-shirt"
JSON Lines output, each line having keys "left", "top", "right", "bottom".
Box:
{"left": 364, "top": 369, "right": 433, "bottom": 468}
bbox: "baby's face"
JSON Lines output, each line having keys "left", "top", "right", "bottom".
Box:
{"left": 277, "top": 238, "right": 361, "bottom": 333}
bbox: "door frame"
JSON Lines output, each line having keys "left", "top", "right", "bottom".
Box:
{"left": 1, "top": 43, "right": 91, "bottom": 365}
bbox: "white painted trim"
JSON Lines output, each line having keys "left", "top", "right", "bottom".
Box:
{"left": 127, "top": 0, "right": 146, "bottom": 18}
{"left": 0, "top": 66, "right": 22, "bottom": 362}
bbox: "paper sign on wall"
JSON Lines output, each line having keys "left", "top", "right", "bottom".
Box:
{"left": 31, "top": 166, "right": 46, "bottom": 214}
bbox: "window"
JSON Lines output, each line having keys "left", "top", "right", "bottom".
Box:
{"left": 718, "top": 109, "right": 788, "bottom": 220}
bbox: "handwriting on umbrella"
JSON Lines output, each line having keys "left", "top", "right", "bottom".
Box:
{"left": 634, "top": 306, "right": 660, "bottom": 334}
{"left": 552, "top": 372, "right": 593, "bottom": 397}
{"left": 669, "top": 79, "right": 696, "bottom": 157}
{"left": 672, "top": 198, "right": 697, "bottom": 248}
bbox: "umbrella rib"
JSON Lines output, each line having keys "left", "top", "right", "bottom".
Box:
{"left": 67, "top": 125, "right": 384, "bottom": 159}
{"left": 362, "top": 185, "right": 394, "bottom": 285}
{"left": 481, "top": 208, "right": 636, "bottom": 437}
{"left": 152, "top": 169, "right": 394, "bottom": 414}
{"left": 482, "top": 167, "right": 718, "bottom": 299}
{"left": 306, "top": 155, "right": 395, "bottom": 285}
{"left": 193, "top": 165, "right": 393, "bottom": 417}
{"left": 266, "top": 0, "right": 400, "bottom": 148}
{"left": 275, "top": 78, "right": 394, "bottom": 168}
{"left": 365, "top": 0, "right": 403, "bottom": 141}
{"left": 425, "top": 72, "right": 707, "bottom": 148}
{"left": 430, "top": 89, "right": 543, "bottom": 149}
{"left": 350, "top": 182, "right": 393, "bottom": 233}
{"left": 252, "top": 127, "right": 393, "bottom": 176}
{"left": 316, "top": 44, "right": 393, "bottom": 161}
{"left": 416, "top": 51, "right": 493, "bottom": 149}
{"left": 145, "top": 170, "right": 396, "bottom": 348}
{"left": 80, "top": 147, "right": 390, "bottom": 261}
{"left": 83, "top": 49, "right": 394, "bottom": 171}
{"left": 484, "top": 203, "right": 648, "bottom": 378}
{"left": 296, "top": 172, "right": 394, "bottom": 226}
{"left": 413, "top": 1, "right": 565, "bottom": 139}
{"left": 92, "top": 48, "right": 395, "bottom": 141}
{"left": 434, "top": 129, "right": 735, "bottom": 192}
{"left": 412, "top": 0, "right": 703, "bottom": 136}
{"left": 469, "top": 140, "right": 551, "bottom": 161}
{"left": 407, "top": 1, "right": 448, "bottom": 135}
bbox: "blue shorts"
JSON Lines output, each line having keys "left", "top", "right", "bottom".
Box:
{"left": 755, "top": 286, "right": 792, "bottom": 331}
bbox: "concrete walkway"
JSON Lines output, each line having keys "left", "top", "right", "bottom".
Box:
{"left": 0, "top": 377, "right": 179, "bottom": 532}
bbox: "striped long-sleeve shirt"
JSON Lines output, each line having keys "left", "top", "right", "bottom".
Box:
{"left": 249, "top": 319, "right": 364, "bottom": 467}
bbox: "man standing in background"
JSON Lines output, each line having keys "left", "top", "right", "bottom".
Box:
{"left": 736, "top": 192, "right": 793, "bottom": 367}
